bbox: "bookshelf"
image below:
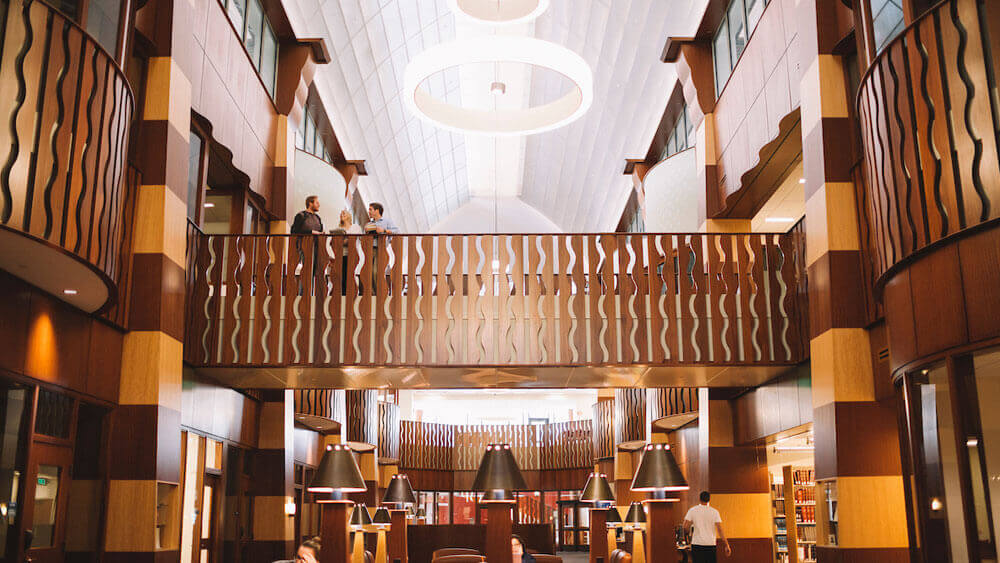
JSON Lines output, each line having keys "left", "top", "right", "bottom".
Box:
{"left": 776, "top": 466, "right": 816, "bottom": 563}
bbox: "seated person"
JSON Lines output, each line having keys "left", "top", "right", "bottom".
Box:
{"left": 512, "top": 535, "right": 536, "bottom": 563}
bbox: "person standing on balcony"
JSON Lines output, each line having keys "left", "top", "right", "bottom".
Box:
{"left": 683, "top": 491, "right": 732, "bottom": 563}
{"left": 291, "top": 195, "right": 324, "bottom": 234}
{"left": 364, "top": 202, "right": 399, "bottom": 234}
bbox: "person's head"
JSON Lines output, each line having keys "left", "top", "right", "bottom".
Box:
{"left": 339, "top": 209, "right": 353, "bottom": 227}
{"left": 511, "top": 535, "right": 526, "bottom": 557}
{"left": 700, "top": 491, "right": 711, "bottom": 504}
{"left": 306, "top": 195, "right": 320, "bottom": 212}
{"left": 368, "top": 202, "right": 384, "bottom": 220}
{"left": 296, "top": 537, "right": 321, "bottom": 561}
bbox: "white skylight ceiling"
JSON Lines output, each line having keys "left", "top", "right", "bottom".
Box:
{"left": 284, "top": 0, "right": 698, "bottom": 233}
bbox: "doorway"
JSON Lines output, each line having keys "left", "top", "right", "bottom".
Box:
{"left": 24, "top": 443, "right": 73, "bottom": 563}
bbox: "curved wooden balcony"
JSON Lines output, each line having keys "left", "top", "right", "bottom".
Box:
{"left": 857, "top": 0, "right": 1000, "bottom": 287}
{"left": 184, "top": 228, "right": 809, "bottom": 388}
{"left": 0, "top": 0, "right": 134, "bottom": 313}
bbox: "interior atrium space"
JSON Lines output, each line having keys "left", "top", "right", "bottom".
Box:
{"left": 2, "top": 0, "right": 999, "bottom": 562}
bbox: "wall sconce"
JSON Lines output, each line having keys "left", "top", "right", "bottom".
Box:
{"left": 285, "top": 500, "right": 297, "bottom": 516}
{"left": 930, "top": 497, "right": 943, "bottom": 511}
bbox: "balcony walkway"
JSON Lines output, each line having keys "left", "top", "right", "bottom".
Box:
{"left": 184, "top": 227, "right": 808, "bottom": 388}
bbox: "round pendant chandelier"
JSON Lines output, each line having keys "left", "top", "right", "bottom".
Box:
{"left": 403, "top": 35, "right": 593, "bottom": 137}
{"left": 447, "top": 0, "right": 550, "bottom": 25}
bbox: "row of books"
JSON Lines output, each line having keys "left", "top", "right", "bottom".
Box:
{"left": 796, "top": 505, "right": 816, "bottom": 523}
{"left": 793, "top": 487, "right": 815, "bottom": 503}
{"left": 792, "top": 469, "right": 815, "bottom": 485}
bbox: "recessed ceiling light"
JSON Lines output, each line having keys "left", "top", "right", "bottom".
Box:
{"left": 204, "top": 202, "right": 215, "bottom": 208}
{"left": 63, "top": 289, "right": 78, "bottom": 295}
{"left": 490, "top": 81, "right": 506, "bottom": 95}
{"left": 798, "top": 178, "right": 806, "bottom": 184}
{"left": 764, "top": 217, "right": 795, "bottom": 223}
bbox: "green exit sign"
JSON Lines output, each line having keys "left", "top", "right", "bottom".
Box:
{"left": 37, "top": 478, "right": 48, "bottom": 486}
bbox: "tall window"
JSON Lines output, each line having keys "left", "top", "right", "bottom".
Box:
{"left": 713, "top": 0, "right": 770, "bottom": 96}
{"left": 870, "top": 0, "right": 905, "bottom": 52}
{"left": 295, "top": 106, "right": 336, "bottom": 164}
{"left": 223, "top": 0, "right": 278, "bottom": 97}
{"left": 660, "top": 102, "right": 693, "bottom": 161}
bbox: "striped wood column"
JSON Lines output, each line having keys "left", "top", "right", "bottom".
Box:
{"left": 701, "top": 390, "right": 772, "bottom": 562}
{"left": 347, "top": 390, "right": 379, "bottom": 505}
{"left": 248, "top": 390, "right": 295, "bottom": 563}
{"left": 104, "top": 34, "right": 190, "bottom": 562}
{"left": 798, "top": 1, "right": 908, "bottom": 561}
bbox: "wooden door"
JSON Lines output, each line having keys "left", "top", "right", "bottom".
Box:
{"left": 23, "top": 443, "right": 73, "bottom": 563}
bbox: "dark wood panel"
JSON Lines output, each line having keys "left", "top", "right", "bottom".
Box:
{"left": 733, "top": 368, "right": 811, "bottom": 444}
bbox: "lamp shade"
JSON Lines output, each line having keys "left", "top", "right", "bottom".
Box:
{"left": 307, "top": 444, "right": 367, "bottom": 494}
{"left": 630, "top": 443, "right": 689, "bottom": 492}
{"left": 351, "top": 504, "right": 373, "bottom": 527}
{"left": 373, "top": 507, "right": 392, "bottom": 525}
{"left": 605, "top": 506, "right": 622, "bottom": 525}
{"left": 382, "top": 473, "right": 417, "bottom": 505}
{"left": 471, "top": 443, "right": 527, "bottom": 493}
{"left": 580, "top": 472, "right": 616, "bottom": 503}
{"left": 624, "top": 502, "right": 646, "bottom": 524}
{"left": 481, "top": 489, "right": 513, "bottom": 502}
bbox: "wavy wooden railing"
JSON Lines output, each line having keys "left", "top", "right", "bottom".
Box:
{"left": 649, "top": 387, "right": 699, "bottom": 421}
{"left": 858, "top": 0, "right": 1000, "bottom": 285}
{"left": 184, "top": 229, "right": 808, "bottom": 368}
{"left": 398, "top": 420, "right": 593, "bottom": 472}
{"left": 293, "top": 388, "right": 345, "bottom": 422}
{"left": 0, "top": 0, "right": 134, "bottom": 301}
{"left": 99, "top": 162, "right": 139, "bottom": 327}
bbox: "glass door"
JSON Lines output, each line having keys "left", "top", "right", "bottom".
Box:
{"left": 24, "top": 443, "right": 73, "bottom": 563}
{"left": 200, "top": 473, "right": 220, "bottom": 563}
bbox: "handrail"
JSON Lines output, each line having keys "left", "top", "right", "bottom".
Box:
{"left": 856, "top": 0, "right": 1000, "bottom": 287}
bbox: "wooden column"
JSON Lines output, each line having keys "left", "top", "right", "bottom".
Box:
{"left": 589, "top": 507, "right": 608, "bottom": 563}
{"left": 644, "top": 500, "right": 679, "bottom": 562}
{"left": 104, "top": 0, "right": 191, "bottom": 558}
{"left": 700, "top": 390, "right": 772, "bottom": 561}
{"left": 798, "top": 1, "right": 908, "bottom": 562}
{"left": 249, "top": 390, "right": 296, "bottom": 561}
{"left": 485, "top": 502, "right": 514, "bottom": 563}
{"left": 387, "top": 509, "right": 408, "bottom": 563}
{"left": 321, "top": 502, "right": 353, "bottom": 563}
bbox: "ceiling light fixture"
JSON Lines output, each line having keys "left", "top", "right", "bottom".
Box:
{"left": 799, "top": 178, "right": 806, "bottom": 184}
{"left": 765, "top": 217, "right": 796, "bottom": 223}
{"left": 404, "top": 36, "right": 593, "bottom": 136}
{"left": 63, "top": 289, "right": 78, "bottom": 295}
{"left": 204, "top": 202, "right": 215, "bottom": 208}
{"left": 448, "top": 0, "right": 549, "bottom": 25}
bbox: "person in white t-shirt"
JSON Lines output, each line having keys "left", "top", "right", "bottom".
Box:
{"left": 683, "top": 491, "right": 732, "bottom": 562}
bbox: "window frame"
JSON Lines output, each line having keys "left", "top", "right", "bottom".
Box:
{"left": 711, "top": 0, "right": 770, "bottom": 99}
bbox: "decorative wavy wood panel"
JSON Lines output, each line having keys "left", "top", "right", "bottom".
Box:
{"left": 592, "top": 400, "right": 614, "bottom": 460}
{"left": 648, "top": 387, "right": 699, "bottom": 422}
{"left": 858, "top": 0, "right": 1000, "bottom": 285}
{"left": 613, "top": 388, "right": 646, "bottom": 447}
{"left": 184, "top": 231, "right": 807, "bottom": 368}
{"left": 293, "top": 388, "right": 344, "bottom": 422}
{"left": 399, "top": 420, "right": 593, "bottom": 471}
{"left": 0, "top": 0, "right": 133, "bottom": 301}
{"left": 345, "top": 389, "right": 378, "bottom": 446}
{"left": 378, "top": 402, "right": 400, "bottom": 463}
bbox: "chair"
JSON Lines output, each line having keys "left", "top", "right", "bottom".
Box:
{"left": 432, "top": 548, "right": 481, "bottom": 558}
{"left": 610, "top": 549, "right": 633, "bottom": 563}
{"left": 431, "top": 556, "right": 485, "bottom": 563}
{"left": 364, "top": 551, "right": 374, "bottom": 563}
{"left": 532, "top": 555, "right": 563, "bottom": 563}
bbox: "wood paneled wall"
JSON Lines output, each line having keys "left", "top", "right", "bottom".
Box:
{"left": 172, "top": 0, "right": 279, "bottom": 208}
{"left": 613, "top": 388, "right": 645, "bottom": 447}
{"left": 712, "top": 0, "right": 804, "bottom": 217}
{"left": 378, "top": 401, "right": 400, "bottom": 463}
{"left": 180, "top": 370, "right": 259, "bottom": 448}
{"left": 0, "top": 270, "right": 122, "bottom": 403}
{"left": 186, "top": 231, "right": 808, "bottom": 369}
{"left": 592, "top": 399, "right": 614, "bottom": 460}
{"left": 732, "top": 367, "right": 812, "bottom": 444}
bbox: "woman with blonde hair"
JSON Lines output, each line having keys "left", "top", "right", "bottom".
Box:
{"left": 336, "top": 209, "right": 363, "bottom": 234}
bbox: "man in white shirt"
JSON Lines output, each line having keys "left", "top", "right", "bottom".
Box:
{"left": 683, "top": 491, "right": 732, "bottom": 562}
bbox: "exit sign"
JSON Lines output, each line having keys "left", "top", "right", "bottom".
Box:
{"left": 37, "top": 478, "right": 48, "bottom": 486}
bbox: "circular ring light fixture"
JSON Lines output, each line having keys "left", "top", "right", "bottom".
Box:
{"left": 447, "top": 0, "right": 549, "bottom": 25}
{"left": 404, "top": 36, "right": 593, "bottom": 136}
